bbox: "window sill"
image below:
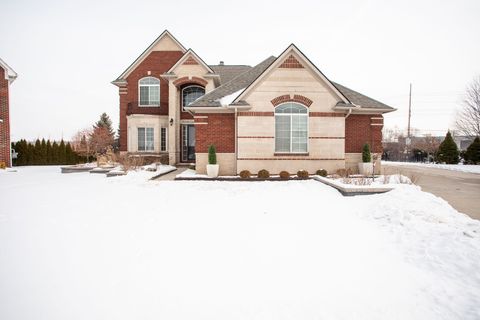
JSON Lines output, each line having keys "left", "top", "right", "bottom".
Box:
{"left": 274, "top": 152, "right": 309, "bottom": 156}
{"left": 138, "top": 105, "right": 160, "bottom": 107}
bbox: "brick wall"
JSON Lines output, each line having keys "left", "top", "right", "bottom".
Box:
{"left": 0, "top": 67, "right": 10, "bottom": 166}
{"left": 195, "top": 114, "right": 235, "bottom": 153}
{"left": 345, "top": 114, "right": 383, "bottom": 153}
{"left": 119, "top": 50, "right": 184, "bottom": 151}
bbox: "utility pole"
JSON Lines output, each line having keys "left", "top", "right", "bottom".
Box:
{"left": 407, "top": 83, "right": 412, "bottom": 138}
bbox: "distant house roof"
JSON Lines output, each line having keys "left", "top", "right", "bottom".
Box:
{"left": 0, "top": 58, "right": 18, "bottom": 83}
{"left": 189, "top": 56, "right": 276, "bottom": 107}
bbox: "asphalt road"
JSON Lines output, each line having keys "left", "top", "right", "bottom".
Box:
{"left": 382, "top": 164, "right": 480, "bottom": 220}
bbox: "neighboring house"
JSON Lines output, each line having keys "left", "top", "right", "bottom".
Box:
{"left": 452, "top": 134, "right": 475, "bottom": 151}
{"left": 0, "top": 58, "right": 17, "bottom": 167}
{"left": 113, "top": 30, "right": 395, "bottom": 175}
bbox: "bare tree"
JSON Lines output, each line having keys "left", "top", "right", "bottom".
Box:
{"left": 90, "top": 126, "right": 114, "bottom": 155}
{"left": 455, "top": 76, "right": 480, "bottom": 137}
{"left": 72, "top": 128, "right": 95, "bottom": 162}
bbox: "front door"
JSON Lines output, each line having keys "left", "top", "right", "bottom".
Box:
{"left": 181, "top": 124, "right": 195, "bottom": 162}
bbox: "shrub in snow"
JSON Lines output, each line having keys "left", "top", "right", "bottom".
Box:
{"left": 257, "top": 169, "right": 270, "bottom": 179}
{"left": 336, "top": 168, "right": 352, "bottom": 178}
{"left": 316, "top": 169, "right": 327, "bottom": 177}
{"left": 239, "top": 170, "right": 251, "bottom": 179}
{"left": 297, "top": 170, "right": 309, "bottom": 179}
{"left": 279, "top": 171, "right": 290, "bottom": 179}
{"left": 0, "top": 161, "right": 5, "bottom": 169}
{"left": 208, "top": 145, "right": 217, "bottom": 165}
{"left": 464, "top": 137, "right": 480, "bottom": 164}
{"left": 362, "top": 143, "right": 371, "bottom": 162}
{"left": 436, "top": 131, "right": 459, "bottom": 164}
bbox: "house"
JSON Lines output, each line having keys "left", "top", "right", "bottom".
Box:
{"left": 0, "top": 58, "right": 17, "bottom": 167}
{"left": 112, "top": 31, "right": 395, "bottom": 175}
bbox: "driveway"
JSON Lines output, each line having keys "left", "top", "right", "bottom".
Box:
{"left": 382, "top": 163, "right": 480, "bottom": 220}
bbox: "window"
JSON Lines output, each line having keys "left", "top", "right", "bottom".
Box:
{"left": 138, "top": 127, "right": 154, "bottom": 151}
{"left": 182, "top": 85, "right": 205, "bottom": 111}
{"left": 139, "top": 77, "right": 160, "bottom": 106}
{"left": 275, "top": 103, "right": 308, "bottom": 153}
{"left": 160, "top": 127, "right": 167, "bottom": 152}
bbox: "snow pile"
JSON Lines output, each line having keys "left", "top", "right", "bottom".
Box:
{"left": 218, "top": 88, "right": 245, "bottom": 106}
{"left": 0, "top": 166, "right": 479, "bottom": 320}
{"left": 383, "top": 161, "right": 480, "bottom": 174}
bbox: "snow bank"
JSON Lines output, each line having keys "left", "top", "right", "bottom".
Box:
{"left": 0, "top": 166, "right": 479, "bottom": 320}
{"left": 383, "top": 161, "right": 480, "bottom": 174}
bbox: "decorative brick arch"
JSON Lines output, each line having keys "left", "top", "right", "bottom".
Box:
{"left": 270, "top": 94, "right": 313, "bottom": 107}
{"left": 173, "top": 76, "right": 208, "bottom": 88}
{"left": 279, "top": 55, "right": 304, "bottom": 68}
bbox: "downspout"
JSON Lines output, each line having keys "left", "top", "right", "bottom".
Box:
{"left": 345, "top": 107, "right": 353, "bottom": 119}
{"left": 234, "top": 106, "right": 238, "bottom": 175}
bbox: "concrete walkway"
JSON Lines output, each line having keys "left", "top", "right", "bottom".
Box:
{"left": 153, "top": 167, "right": 187, "bottom": 181}
{"left": 382, "top": 163, "right": 480, "bottom": 220}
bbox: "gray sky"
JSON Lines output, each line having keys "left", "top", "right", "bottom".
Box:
{"left": 1, "top": 0, "right": 479, "bottom": 141}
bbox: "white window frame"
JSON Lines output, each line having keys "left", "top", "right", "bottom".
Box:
{"left": 274, "top": 102, "right": 309, "bottom": 153}
{"left": 181, "top": 85, "right": 205, "bottom": 112}
{"left": 160, "top": 127, "right": 167, "bottom": 152}
{"left": 138, "top": 77, "right": 160, "bottom": 107}
{"left": 137, "top": 127, "right": 155, "bottom": 152}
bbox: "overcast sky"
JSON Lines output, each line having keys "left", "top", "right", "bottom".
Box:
{"left": 1, "top": 0, "right": 479, "bottom": 141}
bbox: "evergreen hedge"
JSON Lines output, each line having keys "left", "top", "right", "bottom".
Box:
{"left": 12, "top": 139, "right": 80, "bottom": 166}
{"left": 436, "top": 132, "right": 459, "bottom": 164}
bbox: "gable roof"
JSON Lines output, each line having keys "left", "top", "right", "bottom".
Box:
{"left": 112, "top": 30, "right": 186, "bottom": 85}
{"left": 165, "top": 49, "right": 215, "bottom": 74}
{"left": 188, "top": 56, "right": 277, "bottom": 107}
{"left": 0, "top": 58, "right": 17, "bottom": 83}
{"left": 209, "top": 65, "right": 252, "bottom": 84}
{"left": 332, "top": 82, "right": 395, "bottom": 111}
{"left": 234, "top": 44, "right": 350, "bottom": 105}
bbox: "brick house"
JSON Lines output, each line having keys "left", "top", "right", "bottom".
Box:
{"left": 112, "top": 31, "right": 395, "bottom": 175}
{"left": 0, "top": 58, "right": 17, "bottom": 167}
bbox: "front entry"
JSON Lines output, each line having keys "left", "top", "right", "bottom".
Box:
{"left": 181, "top": 124, "right": 195, "bottom": 162}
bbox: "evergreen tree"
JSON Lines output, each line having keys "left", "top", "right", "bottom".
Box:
{"left": 40, "top": 139, "right": 47, "bottom": 164}
{"left": 464, "top": 137, "right": 480, "bottom": 164}
{"left": 65, "top": 142, "right": 77, "bottom": 164}
{"left": 46, "top": 140, "right": 53, "bottom": 164}
{"left": 33, "top": 139, "right": 42, "bottom": 165}
{"left": 436, "top": 131, "right": 460, "bottom": 164}
{"left": 52, "top": 141, "right": 59, "bottom": 165}
{"left": 94, "top": 113, "right": 115, "bottom": 138}
{"left": 26, "top": 141, "right": 34, "bottom": 165}
{"left": 58, "top": 140, "right": 67, "bottom": 164}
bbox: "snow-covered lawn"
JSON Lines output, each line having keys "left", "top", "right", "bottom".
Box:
{"left": 383, "top": 161, "right": 480, "bottom": 174}
{"left": 1, "top": 166, "right": 479, "bottom": 320}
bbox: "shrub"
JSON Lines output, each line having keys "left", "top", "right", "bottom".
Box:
{"left": 297, "top": 170, "right": 309, "bottom": 179}
{"left": 279, "top": 171, "right": 290, "bottom": 179}
{"left": 336, "top": 168, "right": 352, "bottom": 178}
{"left": 118, "top": 154, "right": 144, "bottom": 171}
{"left": 239, "top": 170, "right": 251, "bottom": 179}
{"left": 208, "top": 145, "right": 217, "bottom": 165}
{"left": 316, "top": 169, "right": 327, "bottom": 177}
{"left": 464, "top": 137, "right": 480, "bottom": 164}
{"left": 257, "top": 169, "right": 270, "bottom": 179}
{"left": 0, "top": 161, "right": 5, "bottom": 169}
{"left": 362, "top": 143, "right": 371, "bottom": 162}
{"left": 436, "top": 131, "right": 459, "bottom": 164}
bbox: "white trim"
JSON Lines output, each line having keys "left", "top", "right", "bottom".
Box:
{"left": 113, "top": 30, "right": 186, "bottom": 83}
{"left": 166, "top": 49, "right": 215, "bottom": 74}
{"left": 181, "top": 85, "right": 206, "bottom": 112}
{"left": 274, "top": 102, "right": 309, "bottom": 154}
{"left": 138, "top": 76, "right": 160, "bottom": 107}
{"left": 0, "top": 58, "right": 18, "bottom": 83}
{"left": 234, "top": 45, "right": 349, "bottom": 104}
{"left": 370, "top": 123, "right": 384, "bottom": 126}
{"left": 370, "top": 117, "right": 383, "bottom": 120}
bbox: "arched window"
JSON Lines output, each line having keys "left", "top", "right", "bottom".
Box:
{"left": 275, "top": 102, "right": 308, "bottom": 153}
{"left": 139, "top": 77, "right": 160, "bottom": 106}
{"left": 182, "top": 85, "right": 205, "bottom": 111}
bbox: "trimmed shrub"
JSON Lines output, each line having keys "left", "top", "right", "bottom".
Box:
{"left": 362, "top": 143, "right": 371, "bottom": 162}
{"left": 257, "top": 169, "right": 270, "bottom": 179}
{"left": 208, "top": 145, "right": 217, "bottom": 165}
{"left": 239, "top": 170, "right": 251, "bottom": 179}
{"left": 297, "top": 170, "right": 309, "bottom": 179}
{"left": 316, "top": 169, "right": 328, "bottom": 177}
{"left": 279, "top": 171, "right": 290, "bottom": 179}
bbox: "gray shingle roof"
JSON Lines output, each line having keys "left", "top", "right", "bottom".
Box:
{"left": 209, "top": 65, "right": 252, "bottom": 84}
{"left": 332, "top": 82, "right": 395, "bottom": 110}
{"left": 189, "top": 56, "right": 277, "bottom": 107}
